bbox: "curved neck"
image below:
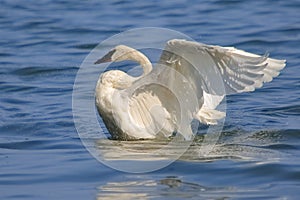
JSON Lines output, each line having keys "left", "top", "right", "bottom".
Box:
{"left": 128, "top": 51, "right": 152, "bottom": 76}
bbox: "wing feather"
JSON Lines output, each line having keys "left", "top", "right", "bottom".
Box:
{"left": 161, "top": 39, "right": 286, "bottom": 95}
{"left": 126, "top": 39, "right": 286, "bottom": 135}
{"left": 156, "top": 39, "right": 285, "bottom": 125}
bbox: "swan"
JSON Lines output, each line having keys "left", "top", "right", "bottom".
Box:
{"left": 94, "top": 39, "right": 286, "bottom": 140}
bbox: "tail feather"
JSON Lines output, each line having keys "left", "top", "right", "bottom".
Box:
{"left": 195, "top": 107, "right": 226, "bottom": 125}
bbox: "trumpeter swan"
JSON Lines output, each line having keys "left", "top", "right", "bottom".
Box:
{"left": 94, "top": 39, "right": 286, "bottom": 140}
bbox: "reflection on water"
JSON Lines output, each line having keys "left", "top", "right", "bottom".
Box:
{"left": 96, "top": 130, "right": 284, "bottom": 163}
{"left": 96, "top": 127, "right": 300, "bottom": 199}
{"left": 97, "top": 176, "right": 269, "bottom": 199}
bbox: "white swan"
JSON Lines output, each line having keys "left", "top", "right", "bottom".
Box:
{"left": 94, "top": 39, "right": 286, "bottom": 140}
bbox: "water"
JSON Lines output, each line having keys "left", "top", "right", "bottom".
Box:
{"left": 1, "top": 0, "right": 300, "bottom": 199}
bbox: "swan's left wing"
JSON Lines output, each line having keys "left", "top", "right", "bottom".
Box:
{"left": 125, "top": 83, "right": 181, "bottom": 138}
{"left": 126, "top": 68, "right": 198, "bottom": 140}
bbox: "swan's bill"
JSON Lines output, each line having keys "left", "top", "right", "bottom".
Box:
{"left": 94, "top": 49, "right": 116, "bottom": 64}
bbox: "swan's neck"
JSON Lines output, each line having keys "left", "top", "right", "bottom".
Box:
{"left": 128, "top": 51, "right": 152, "bottom": 76}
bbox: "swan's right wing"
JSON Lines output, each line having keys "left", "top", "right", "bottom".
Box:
{"left": 157, "top": 39, "right": 286, "bottom": 125}
{"left": 159, "top": 39, "right": 286, "bottom": 96}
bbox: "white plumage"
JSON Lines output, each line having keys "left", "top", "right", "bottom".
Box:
{"left": 94, "top": 39, "right": 286, "bottom": 140}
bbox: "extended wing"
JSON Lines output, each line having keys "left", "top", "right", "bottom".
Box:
{"left": 157, "top": 39, "right": 286, "bottom": 125}
{"left": 160, "top": 39, "right": 286, "bottom": 95}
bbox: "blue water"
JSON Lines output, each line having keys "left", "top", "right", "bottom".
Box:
{"left": 1, "top": 0, "right": 300, "bottom": 199}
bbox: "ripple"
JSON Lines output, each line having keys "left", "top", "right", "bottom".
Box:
{"left": 94, "top": 130, "right": 293, "bottom": 163}
{"left": 73, "top": 43, "right": 98, "bottom": 50}
{"left": 97, "top": 176, "right": 280, "bottom": 199}
{"left": 261, "top": 105, "right": 300, "bottom": 116}
{"left": 13, "top": 66, "right": 77, "bottom": 77}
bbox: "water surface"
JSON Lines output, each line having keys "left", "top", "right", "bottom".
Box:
{"left": 1, "top": 0, "right": 300, "bottom": 199}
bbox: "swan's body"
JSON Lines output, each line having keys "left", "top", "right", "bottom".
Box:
{"left": 95, "top": 40, "right": 286, "bottom": 140}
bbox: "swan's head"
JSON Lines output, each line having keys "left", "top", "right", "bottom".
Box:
{"left": 94, "top": 45, "right": 136, "bottom": 64}
{"left": 94, "top": 44, "right": 153, "bottom": 76}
